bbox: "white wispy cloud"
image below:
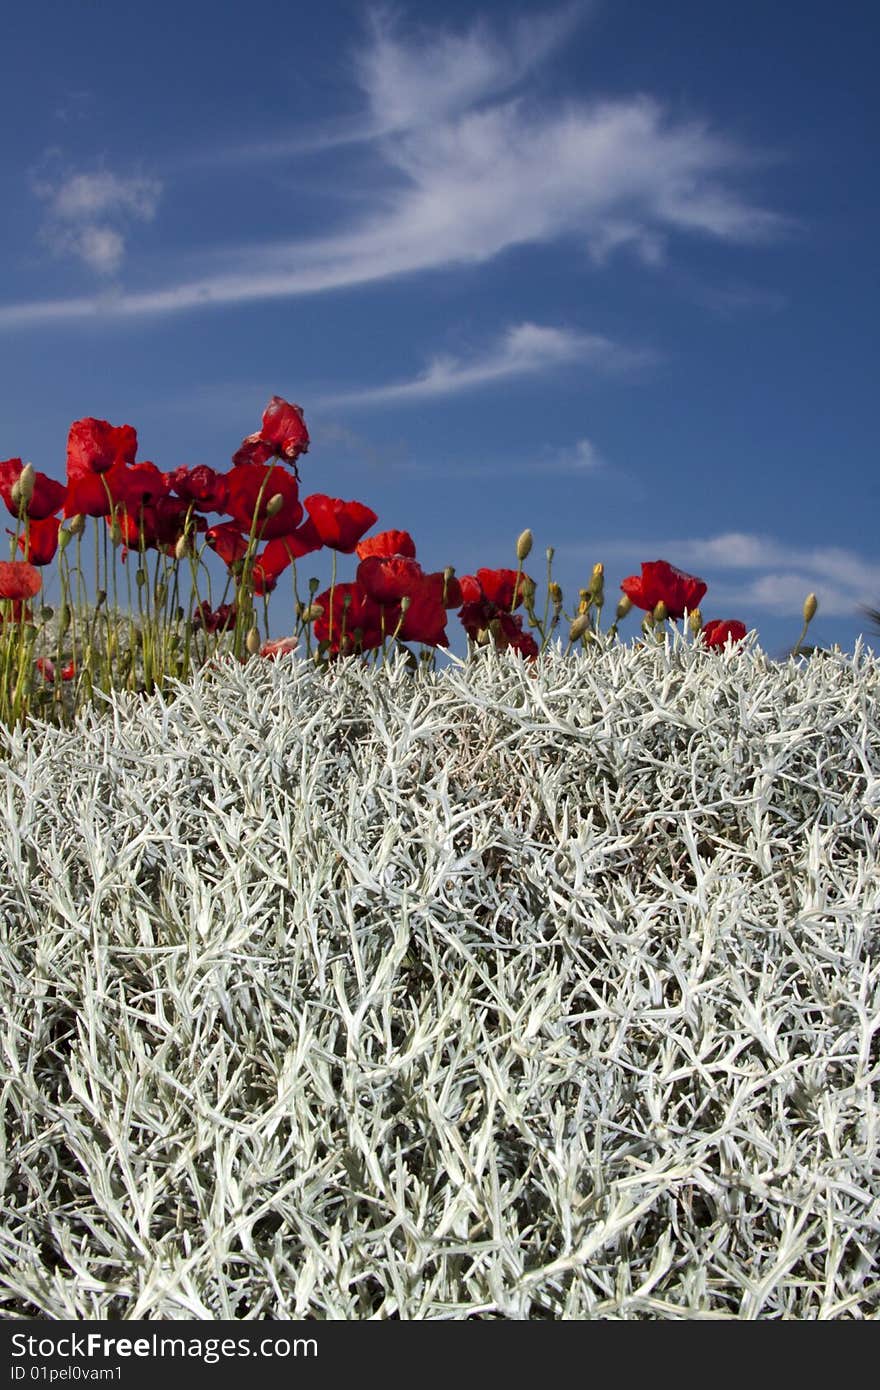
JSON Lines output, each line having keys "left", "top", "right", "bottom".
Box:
{"left": 555, "top": 531, "right": 880, "bottom": 618}
{"left": 315, "top": 322, "right": 643, "bottom": 407}
{"left": 31, "top": 162, "right": 162, "bottom": 275}
{"left": 2, "top": 5, "right": 786, "bottom": 327}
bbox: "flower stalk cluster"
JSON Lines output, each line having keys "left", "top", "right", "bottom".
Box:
{"left": 0, "top": 395, "right": 821, "bottom": 729}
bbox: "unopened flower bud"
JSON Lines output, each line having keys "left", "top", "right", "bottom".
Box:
{"left": 109, "top": 519, "right": 124, "bottom": 546}
{"left": 400, "top": 594, "right": 411, "bottom": 612}
{"left": 577, "top": 588, "right": 590, "bottom": 615}
{"left": 516, "top": 528, "right": 533, "bottom": 562}
{"left": 803, "top": 593, "right": 818, "bottom": 625}
{"left": 688, "top": 607, "right": 703, "bottom": 634}
{"left": 308, "top": 576, "right": 320, "bottom": 595}
{"left": 265, "top": 493, "right": 284, "bottom": 518}
{"left": 476, "top": 627, "right": 490, "bottom": 646}
{"left": 245, "top": 626, "right": 261, "bottom": 655}
{"left": 302, "top": 603, "right": 324, "bottom": 623}
{"left": 11, "top": 463, "right": 36, "bottom": 509}
{"left": 616, "top": 594, "right": 633, "bottom": 621}
{"left": 569, "top": 613, "right": 591, "bottom": 643}
{"left": 653, "top": 600, "right": 668, "bottom": 624}
{"left": 589, "top": 562, "right": 605, "bottom": 604}
{"left": 548, "top": 581, "right": 563, "bottom": 608}
{"left": 66, "top": 514, "right": 86, "bottom": 538}
{"left": 174, "top": 533, "right": 192, "bottom": 561}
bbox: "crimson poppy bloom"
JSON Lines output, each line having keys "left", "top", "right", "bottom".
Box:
{"left": 251, "top": 517, "right": 324, "bottom": 594}
{"left": 225, "top": 463, "right": 303, "bottom": 540}
{"left": 459, "top": 568, "right": 533, "bottom": 611}
{"left": 232, "top": 397, "right": 310, "bottom": 468}
{"left": 14, "top": 516, "right": 61, "bottom": 566}
{"left": 67, "top": 417, "right": 138, "bottom": 477}
{"left": 304, "top": 494, "right": 378, "bottom": 552}
{"left": 356, "top": 555, "right": 425, "bottom": 605}
{"left": 312, "top": 581, "right": 385, "bottom": 655}
{"left": 620, "top": 560, "right": 707, "bottom": 620}
{"left": 169, "top": 464, "right": 230, "bottom": 514}
{"left": 356, "top": 529, "right": 417, "bottom": 561}
{"left": 0, "top": 560, "right": 42, "bottom": 600}
{"left": 701, "top": 619, "right": 747, "bottom": 649}
{"left": 205, "top": 522, "right": 249, "bottom": 569}
{"left": 0, "top": 459, "right": 66, "bottom": 521}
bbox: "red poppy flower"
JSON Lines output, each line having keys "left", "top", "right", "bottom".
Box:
{"left": 112, "top": 497, "right": 205, "bottom": 554}
{"left": 14, "top": 516, "right": 61, "bottom": 565}
{"left": 232, "top": 397, "right": 310, "bottom": 468}
{"left": 205, "top": 522, "right": 249, "bottom": 569}
{"left": 0, "top": 459, "right": 66, "bottom": 521}
{"left": 252, "top": 516, "right": 324, "bottom": 593}
{"left": 67, "top": 418, "right": 137, "bottom": 477}
{"left": 169, "top": 464, "right": 229, "bottom": 514}
{"left": 620, "top": 560, "right": 707, "bottom": 621}
{"left": 701, "top": 619, "right": 747, "bottom": 649}
{"left": 312, "top": 581, "right": 385, "bottom": 655}
{"left": 225, "top": 463, "right": 303, "bottom": 540}
{"left": 0, "top": 560, "right": 42, "bottom": 600}
{"left": 460, "top": 568, "right": 533, "bottom": 611}
{"left": 304, "top": 494, "right": 378, "bottom": 552}
{"left": 356, "top": 555, "right": 425, "bottom": 605}
{"left": 356, "top": 529, "right": 417, "bottom": 561}
{"left": 260, "top": 635, "right": 298, "bottom": 660}
{"left": 397, "top": 581, "right": 449, "bottom": 647}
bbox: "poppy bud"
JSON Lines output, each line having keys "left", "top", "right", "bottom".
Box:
{"left": 400, "top": 595, "right": 411, "bottom": 612}
{"left": 688, "top": 607, "right": 703, "bottom": 634}
{"left": 108, "top": 518, "right": 124, "bottom": 547}
{"left": 302, "top": 603, "right": 323, "bottom": 623}
{"left": 11, "top": 463, "right": 36, "bottom": 509}
{"left": 308, "top": 576, "right": 320, "bottom": 595}
{"left": 615, "top": 594, "right": 633, "bottom": 621}
{"left": 516, "top": 528, "right": 533, "bottom": 562}
{"left": 653, "top": 601, "right": 668, "bottom": 623}
{"left": 174, "top": 533, "right": 192, "bottom": 561}
{"left": 578, "top": 588, "right": 590, "bottom": 615}
{"left": 265, "top": 493, "right": 285, "bottom": 518}
{"left": 135, "top": 568, "right": 147, "bottom": 588}
{"left": 569, "top": 613, "right": 591, "bottom": 643}
{"left": 803, "top": 593, "right": 818, "bottom": 625}
{"left": 548, "top": 581, "right": 563, "bottom": 608}
{"left": 246, "top": 626, "right": 261, "bottom": 655}
{"left": 589, "top": 562, "right": 605, "bottom": 604}
{"left": 66, "top": 514, "right": 86, "bottom": 538}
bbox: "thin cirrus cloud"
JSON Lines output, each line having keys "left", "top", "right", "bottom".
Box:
{"left": 315, "top": 322, "right": 646, "bottom": 408}
{"left": 1, "top": 4, "right": 787, "bottom": 329}
{"left": 30, "top": 164, "right": 162, "bottom": 276}
{"left": 556, "top": 532, "right": 880, "bottom": 618}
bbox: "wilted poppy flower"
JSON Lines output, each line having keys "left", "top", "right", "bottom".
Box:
{"left": 168, "top": 464, "right": 229, "bottom": 514}
{"left": 312, "top": 581, "right": 385, "bottom": 655}
{"left": 14, "top": 516, "right": 61, "bottom": 565}
{"left": 225, "top": 463, "right": 303, "bottom": 540}
{"left": 232, "top": 397, "right": 310, "bottom": 468}
{"left": 35, "top": 657, "right": 76, "bottom": 682}
{"left": 620, "top": 560, "right": 707, "bottom": 621}
{"left": 205, "top": 522, "right": 249, "bottom": 568}
{"left": 0, "top": 459, "right": 66, "bottom": 520}
{"left": 304, "top": 494, "right": 378, "bottom": 552}
{"left": 701, "top": 619, "right": 747, "bottom": 649}
{"left": 67, "top": 417, "right": 138, "bottom": 477}
{"left": 0, "top": 560, "right": 42, "bottom": 600}
{"left": 192, "top": 601, "right": 237, "bottom": 634}
{"left": 356, "top": 529, "right": 417, "bottom": 561}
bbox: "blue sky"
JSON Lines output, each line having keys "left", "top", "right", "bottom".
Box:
{"left": 1, "top": 0, "right": 878, "bottom": 660}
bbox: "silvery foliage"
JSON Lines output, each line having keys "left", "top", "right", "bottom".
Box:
{"left": 0, "top": 631, "right": 878, "bottom": 1319}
